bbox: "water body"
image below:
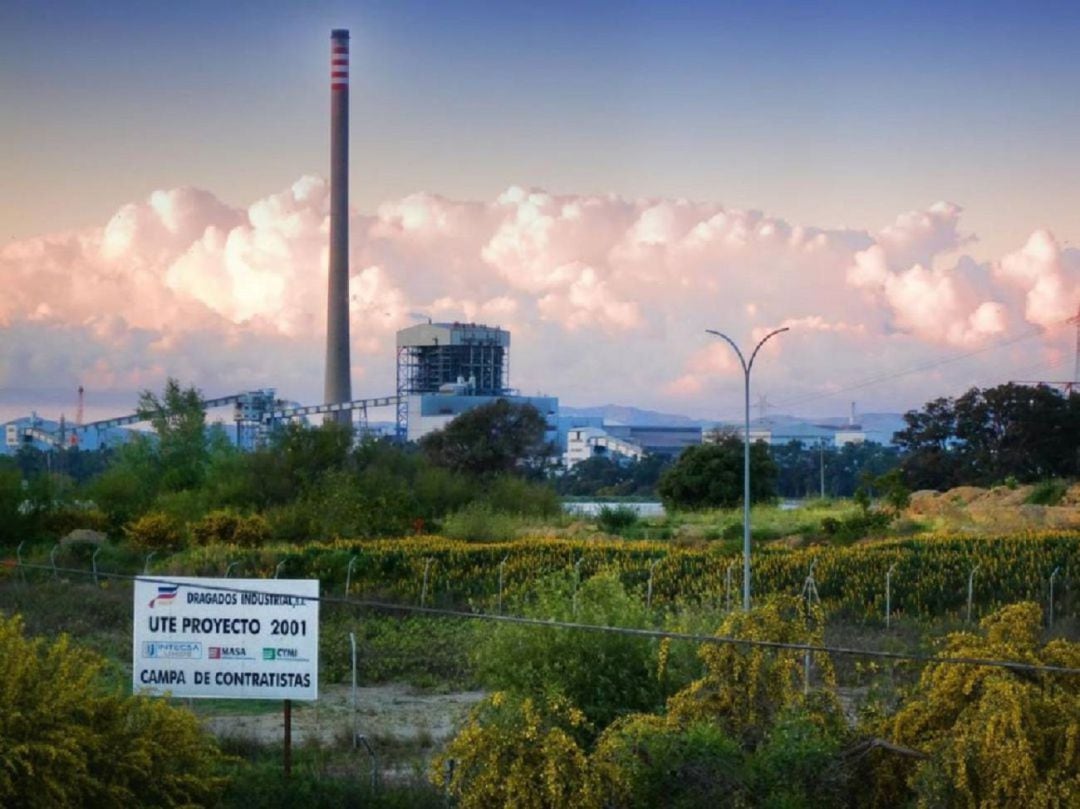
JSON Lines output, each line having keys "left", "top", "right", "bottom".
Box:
{"left": 562, "top": 501, "right": 666, "bottom": 518}
{"left": 563, "top": 500, "right": 803, "bottom": 517}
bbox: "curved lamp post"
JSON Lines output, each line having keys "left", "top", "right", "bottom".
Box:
{"left": 706, "top": 326, "right": 789, "bottom": 611}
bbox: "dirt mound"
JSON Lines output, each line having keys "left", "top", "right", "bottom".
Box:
{"left": 905, "top": 484, "right": 1080, "bottom": 532}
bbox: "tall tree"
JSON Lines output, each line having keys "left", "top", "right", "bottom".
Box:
{"left": 895, "top": 383, "right": 1079, "bottom": 489}
{"left": 419, "top": 399, "right": 553, "bottom": 477}
{"left": 657, "top": 436, "right": 777, "bottom": 510}
{"left": 137, "top": 378, "right": 208, "bottom": 490}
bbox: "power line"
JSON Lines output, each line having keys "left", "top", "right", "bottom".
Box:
{"left": 10, "top": 562, "right": 1079, "bottom": 678}
{"left": 771, "top": 327, "right": 1046, "bottom": 414}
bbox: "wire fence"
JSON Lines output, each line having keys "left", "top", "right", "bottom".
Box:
{"left": 6, "top": 559, "right": 1079, "bottom": 677}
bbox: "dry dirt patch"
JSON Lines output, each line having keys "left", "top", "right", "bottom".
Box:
{"left": 200, "top": 683, "right": 485, "bottom": 747}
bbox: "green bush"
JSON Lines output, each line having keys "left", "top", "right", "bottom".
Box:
{"left": 749, "top": 710, "right": 847, "bottom": 807}
{"left": 442, "top": 502, "right": 522, "bottom": 542}
{"left": 265, "top": 501, "right": 318, "bottom": 543}
{"left": 591, "top": 717, "right": 746, "bottom": 808}
{"left": 220, "top": 747, "right": 440, "bottom": 809}
{"left": 1025, "top": 479, "right": 1068, "bottom": 506}
{"left": 41, "top": 506, "right": 110, "bottom": 537}
{"left": 320, "top": 612, "right": 476, "bottom": 688}
{"left": 820, "top": 509, "right": 891, "bottom": 543}
{"left": 472, "top": 572, "right": 663, "bottom": 731}
{"left": 0, "top": 466, "right": 27, "bottom": 545}
{"left": 596, "top": 505, "right": 639, "bottom": 535}
{"left": 0, "top": 614, "right": 227, "bottom": 807}
{"left": 481, "top": 475, "right": 561, "bottom": 517}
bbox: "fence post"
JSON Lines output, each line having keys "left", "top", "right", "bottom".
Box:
{"left": 224, "top": 561, "right": 238, "bottom": 578}
{"left": 143, "top": 551, "right": 156, "bottom": 575}
{"left": 966, "top": 564, "right": 980, "bottom": 624}
{"left": 885, "top": 563, "right": 897, "bottom": 629}
{"left": 349, "top": 631, "right": 358, "bottom": 748}
{"left": 51, "top": 544, "right": 60, "bottom": 579}
{"left": 356, "top": 734, "right": 377, "bottom": 792}
{"left": 274, "top": 560, "right": 286, "bottom": 579}
{"left": 801, "top": 560, "right": 820, "bottom": 607}
{"left": 498, "top": 556, "right": 509, "bottom": 614}
{"left": 92, "top": 547, "right": 102, "bottom": 585}
{"left": 1048, "top": 567, "right": 1061, "bottom": 629}
{"left": 16, "top": 541, "right": 26, "bottom": 584}
{"left": 345, "top": 555, "right": 358, "bottom": 597}
{"left": 646, "top": 559, "right": 660, "bottom": 611}
{"left": 421, "top": 558, "right": 434, "bottom": 607}
{"left": 803, "top": 646, "right": 811, "bottom": 696}
{"left": 725, "top": 561, "right": 736, "bottom": 613}
{"left": 572, "top": 557, "right": 584, "bottom": 616}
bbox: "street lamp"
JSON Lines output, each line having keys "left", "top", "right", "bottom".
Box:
{"left": 706, "top": 326, "right": 789, "bottom": 611}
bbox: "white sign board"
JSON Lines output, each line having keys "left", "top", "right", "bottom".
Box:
{"left": 133, "top": 577, "right": 319, "bottom": 700}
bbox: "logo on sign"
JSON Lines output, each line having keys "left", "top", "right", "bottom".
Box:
{"left": 149, "top": 584, "right": 179, "bottom": 608}
{"left": 142, "top": 641, "right": 202, "bottom": 659}
{"left": 208, "top": 646, "right": 251, "bottom": 660}
{"left": 263, "top": 647, "right": 308, "bottom": 662}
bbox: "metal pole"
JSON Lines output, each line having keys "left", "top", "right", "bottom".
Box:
{"left": 224, "top": 561, "right": 238, "bottom": 578}
{"left": 51, "top": 544, "right": 60, "bottom": 579}
{"left": 819, "top": 442, "right": 825, "bottom": 499}
{"left": 349, "top": 631, "right": 358, "bottom": 748}
{"left": 283, "top": 699, "right": 292, "bottom": 778}
{"left": 966, "top": 564, "right": 980, "bottom": 624}
{"left": 143, "top": 551, "right": 156, "bottom": 575}
{"left": 1049, "top": 566, "right": 1061, "bottom": 629}
{"left": 346, "top": 555, "right": 358, "bottom": 597}
{"left": 16, "top": 541, "right": 26, "bottom": 583}
{"left": 743, "top": 361, "right": 751, "bottom": 610}
{"left": 92, "top": 547, "right": 102, "bottom": 585}
{"left": 274, "top": 560, "right": 286, "bottom": 579}
{"left": 707, "top": 326, "right": 788, "bottom": 612}
{"left": 886, "top": 563, "right": 897, "bottom": 629}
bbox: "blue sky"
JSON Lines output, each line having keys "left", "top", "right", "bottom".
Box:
{"left": 4, "top": 1, "right": 1079, "bottom": 252}
{"left": 1, "top": 1, "right": 1078, "bottom": 420}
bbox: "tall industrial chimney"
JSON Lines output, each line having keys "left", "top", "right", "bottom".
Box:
{"left": 324, "top": 28, "right": 352, "bottom": 423}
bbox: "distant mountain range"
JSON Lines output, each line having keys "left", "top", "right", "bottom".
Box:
{"left": 559, "top": 404, "right": 907, "bottom": 445}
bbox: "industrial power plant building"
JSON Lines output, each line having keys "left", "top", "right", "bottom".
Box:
{"left": 395, "top": 321, "right": 558, "bottom": 443}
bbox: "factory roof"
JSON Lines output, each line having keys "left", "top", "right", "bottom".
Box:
{"left": 396, "top": 322, "right": 510, "bottom": 349}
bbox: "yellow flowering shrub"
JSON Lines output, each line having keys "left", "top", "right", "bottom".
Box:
{"left": 0, "top": 613, "right": 227, "bottom": 807}
{"left": 666, "top": 596, "right": 841, "bottom": 745}
{"left": 880, "top": 602, "right": 1080, "bottom": 808}
{"left": 432, "top": 692, "right": 594, "bottom": 809}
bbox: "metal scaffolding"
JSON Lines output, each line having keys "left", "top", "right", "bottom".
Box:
{"left": 395, "top": 322, "right": 511, "bottom": 438}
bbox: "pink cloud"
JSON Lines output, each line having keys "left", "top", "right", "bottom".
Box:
{"left": 1, "top": 179, "right": 1074, "bottom": 417}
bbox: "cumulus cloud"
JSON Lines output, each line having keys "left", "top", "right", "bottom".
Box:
{"left": 847, "top": 244, "right": 1007, "bottom": 346}
{"left": 995, "top": 230, "right": 1080, "bottom": 328}
{"left": 1, "top": 179, "right": 1075, "bottom": 419}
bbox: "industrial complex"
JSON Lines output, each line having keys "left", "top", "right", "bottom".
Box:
{"left": 1, "top": 28, "right": 886, "bottom": 468}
